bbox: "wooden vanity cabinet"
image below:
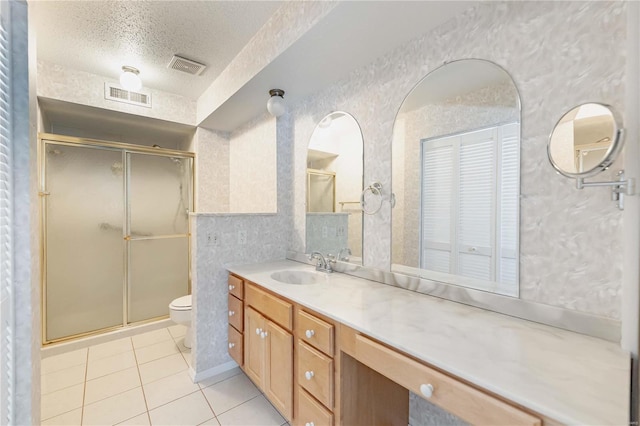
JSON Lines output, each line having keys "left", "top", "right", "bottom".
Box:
{"left": 243, "top": 284, "right": 294, "bottom": 421}
{"left": 227, "top": 274, "right": 244, "bottom": 366}
{"left": 228, "top": 273, "right": 550, "bottom": 426}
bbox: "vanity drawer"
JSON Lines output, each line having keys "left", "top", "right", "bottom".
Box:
{"left": 246, "top": 283, "right": 292, "bottom": 331}
{"left": 228, "top": 294, "right": 243, "bottom": 332}
{"left": 297, "top": 387, "right": 333, "bottom": 426}
{"left": 354, "top": 335, "right": 541, "bottom": 426}
{"left": 228, "top": 274, "right": 244, "bottom": 300}
{"left": 228, "top": 325, "right": 243, "bottom": 366}
{"left": 298, "top": 340, "right": 333, "bottom": 409}
{"left": 296, "top": 310, "right": 334, "bottom": 356}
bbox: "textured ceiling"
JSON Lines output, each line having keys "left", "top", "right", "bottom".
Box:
{"left": 31, "top": 1, "right": 283, "bottom": 100}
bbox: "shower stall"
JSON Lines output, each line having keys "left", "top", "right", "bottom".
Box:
{"left": 39, "top": 134, "right": 194, "bottom": 344}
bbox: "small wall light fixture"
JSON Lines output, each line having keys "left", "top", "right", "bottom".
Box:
{"left": 120, "top": 66, "right": 142, "bottom": 91}
{"left": 267, "top": 89, "right": 286, "bottom": 117}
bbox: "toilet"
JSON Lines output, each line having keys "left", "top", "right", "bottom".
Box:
{"left": 169, "top": 294, "right": 192, "bottom": 348}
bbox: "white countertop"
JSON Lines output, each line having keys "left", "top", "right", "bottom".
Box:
{"left": 227, "top": 260, "right": 630, "bottom": 425}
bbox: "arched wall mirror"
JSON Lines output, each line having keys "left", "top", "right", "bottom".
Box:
{"left": 306, "top": 111, "right": 364, "bottom": 264}
{"left": 391, "top": 59, "right": 521, "bottom": 297}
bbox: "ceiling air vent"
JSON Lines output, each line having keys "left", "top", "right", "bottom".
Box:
{"left": 104, "top": 83, "right": 152, "bottom": 108}
{"left": 168, "top": 55, "right": 206, "bottom": 76}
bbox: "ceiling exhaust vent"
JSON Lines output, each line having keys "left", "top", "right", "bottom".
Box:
{"left": 168, "top": 55, "right": 206, "bottom": 76}
{"left": 104, "top": 83, "right": 152, "bottom": 108}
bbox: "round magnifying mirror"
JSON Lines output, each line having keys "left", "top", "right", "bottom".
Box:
{"left": 547, "top": 103, "right": 623, "bottom": 178}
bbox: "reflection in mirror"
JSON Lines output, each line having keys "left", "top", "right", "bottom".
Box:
{"left": 306, "top": 112, "right": 364, "bottom": 264}
{"left": 548, "top": 103, "right": 621, "bottom": 178}
{"left": 392, "top": 59, "right": 521, "bottom": 297}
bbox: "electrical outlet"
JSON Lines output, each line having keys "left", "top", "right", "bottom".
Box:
{"left": 337, "top": 226, "right": 345, "bottom": 237}
{"left": 238, "top": 230, "right": 247, "bottom": 245}
{"left": 322, "top": 226, "right": 328, "bottom": 238}
{"left": 206, "top": 233, "right": 219, "bottom": 246}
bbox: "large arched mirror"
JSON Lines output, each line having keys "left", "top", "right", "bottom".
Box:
{"left": 306, "top": 111, "right": 364, "bottom": 264}
{"left": 391, "top": 59, "right": 521, "bottom": 297}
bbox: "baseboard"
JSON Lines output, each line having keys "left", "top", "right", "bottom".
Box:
{"left": 190, "top": 360, "right": 239, "bottom": 383}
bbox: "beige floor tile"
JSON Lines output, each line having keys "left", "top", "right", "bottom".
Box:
{"left": 86, "top": 350, "right": 137, "bottom": 380}
{"left": 138, "top": 353, "right": 188, "bottom": 384}
{"left": 175, "top": 338, "right": 191, "bottom": 353}
{"left": 216, "top": 395, "right": 285, "bottom": 426}
{"left": 135, "top": 339, "right": 180, "bottom": 365}
{"left": 197, "top": 368, "right": 242, "bottom": 390}
{"left": 88, "top": 337, "right": 133, "bottom": 363}
{"left": 201, "top": 373, "right": 260, "bottom": 415}
{"left": 168, "top": 324, "right": 187, "bottom": 339}
{"left": 84, "top": 367, "right": 141, "bottom": 405}
{"left": 116, "top": 413, "right": 151, "bottom": 425}
{"left": 40, "top": 407, "right": 82, "bottom": 425}
{"left": 148, "top": 391, "right": 213, "bottom": 425}
{"left": 40, "top": 383, "right": 84, "bottom": 421}
{"left": 132, "top": 328, "right": 172, "bottom": 349}
{"left": 143, "top": 370, "right": 200, "bottom": 409}
{"left": 41, "top": 364, "right": 86, "bottom": 395}
{"left": 181, "top": 350, "right": 192, "bottom": 368}
{"left": 82, "top": 387, "right": 147, "bottom": 426}
{"left": 198, "top": 418, "right": 220, "bottom": 426}
{"left": 41, "top": 348, "right": 87, "bottom": 375}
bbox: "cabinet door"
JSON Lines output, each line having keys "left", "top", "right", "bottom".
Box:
{"left": 244, "top": 307, "right": 264, "bottom": 385}
{"left": 265, "top": 320, "right": 293, "bottom": 420}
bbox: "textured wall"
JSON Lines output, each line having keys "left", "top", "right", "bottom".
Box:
{"left": 194, "top": 128, "right": 230, "bottom": 213}
{"left": 290, "top": 1, "right": 626, "bottom": 320}
{"left": 191, "top": 113, "right": 293, "bottom": 374}
{"left": 37, "top": 60, "right": 196, "bottom": 126}
{"left": 229, "top": 113, "right": 277, "bottom": 213}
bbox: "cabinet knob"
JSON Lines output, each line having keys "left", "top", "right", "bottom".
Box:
{"left": 228, "top": 343, "right": 235, "bottom": 349}
{"left": 420, "top": 383, "right": 434, "bottom": 398}
{"left": 229, "top": 284, "right": 235, "bottom": 291}
{"left": 305, "top": 371, "right": 314, "bottom": 380}
{"left": 228, "top": 310, "right": 235, "bottom": 317}
{"left": 305, "top": 423, "right": 315, "bottom": 426}
{"left": 305, "top": 329, "right": 315, "bottom": 339}
{"left": 260, "top": 331, "right": 268, "bottom": 339}
{"left": 256, "top": 328, "right": 262, "bottom": 335}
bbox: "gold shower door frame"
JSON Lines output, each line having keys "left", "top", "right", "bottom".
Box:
{"left": 38, "top": 133, "right": 195, "bottom": 345}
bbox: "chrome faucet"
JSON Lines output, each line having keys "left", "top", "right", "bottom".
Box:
{"left": 338, "top": 247, "right": 352, "bottom": 262}
{"left": 309, "top": 251, "right": 333, "bottom": 273}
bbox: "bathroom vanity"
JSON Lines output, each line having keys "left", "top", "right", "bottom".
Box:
{"left": 226, "top": 260, "right": 630, "bottom": 426}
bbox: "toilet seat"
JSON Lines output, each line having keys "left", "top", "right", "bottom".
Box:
{"left": 170, "top": 295, "right": 192, "bottom": 311}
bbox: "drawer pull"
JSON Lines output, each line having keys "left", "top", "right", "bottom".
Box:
{"left": 260, "top": 331, "right": 268, "bottom": 339}
{"left": 256, "top": 328, "right": 262, "bottom": 335}
{"left": 229, "top": 284, "right": 235, "bottom": 291}
{"left": 305, "top": 423, "right": 315, "bottom": 426}
{"left": 228, "top": 343, "right": 235, "bottom": 349}
{"left": 305, "top": 329, "right": 315, "bottom": 338}
{"left": 420, "top": 383, "right": 434, "bottom": 398}
{"left": 228, "top": 310, "right": 235, "bottom": 317}
{"left": 305, "top": 370, "right": 314, "bottom": 381}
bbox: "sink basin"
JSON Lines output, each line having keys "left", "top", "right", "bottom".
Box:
{"left": 270, "top": 270, "right": 327, "bottom": 285}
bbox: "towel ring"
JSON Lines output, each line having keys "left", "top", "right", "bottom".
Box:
{"left": 360, "top": 182, "right": 383, "bottom": 215}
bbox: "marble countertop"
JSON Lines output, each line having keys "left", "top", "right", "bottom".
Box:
{"left": 227, "top": 260, "right": 630, "bottom": 425}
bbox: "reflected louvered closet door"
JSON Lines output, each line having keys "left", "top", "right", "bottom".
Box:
{"left": 420, "top": 136, "right": 456, "bottom": 273}
{"left": 457, "top": 128, "right": 497, "bottom": 281}
{"left": 498, "top": 123, "right": 520, "bottom": 286}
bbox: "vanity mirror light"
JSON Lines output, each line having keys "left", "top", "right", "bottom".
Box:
{"left": 391, "top": 59, "right": 521, "bottom": 297}
{"left": 547, "top": 103, "right": 634, "bottom": 210}
{"left": 306, "top": 111, "right": 364, "bottom": 264}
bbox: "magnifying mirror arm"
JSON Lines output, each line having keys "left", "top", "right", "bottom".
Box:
{"left": 575, "top": 170, "right": 635, "bottom": 210}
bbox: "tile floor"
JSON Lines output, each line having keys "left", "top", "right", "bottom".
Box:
{"left": 40, "top": 325, "right": 289, "bottom": 426}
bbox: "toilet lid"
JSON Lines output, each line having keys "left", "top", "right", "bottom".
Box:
{"left": 170, "top": 295, "right": 192, "bottom": 310}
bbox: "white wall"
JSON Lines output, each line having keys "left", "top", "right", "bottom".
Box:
{"left": 288, "top": 1, "right": 627, "bottom": 321}
{"left": 228, "top": 113, "right": 277, "bottom": 213}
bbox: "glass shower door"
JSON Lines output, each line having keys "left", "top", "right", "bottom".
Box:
{"left": 126, "top": 153, "right": 191, "bottom": 323}
{"left": 44, "top": 143, "right": 124, "bottom": 341}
